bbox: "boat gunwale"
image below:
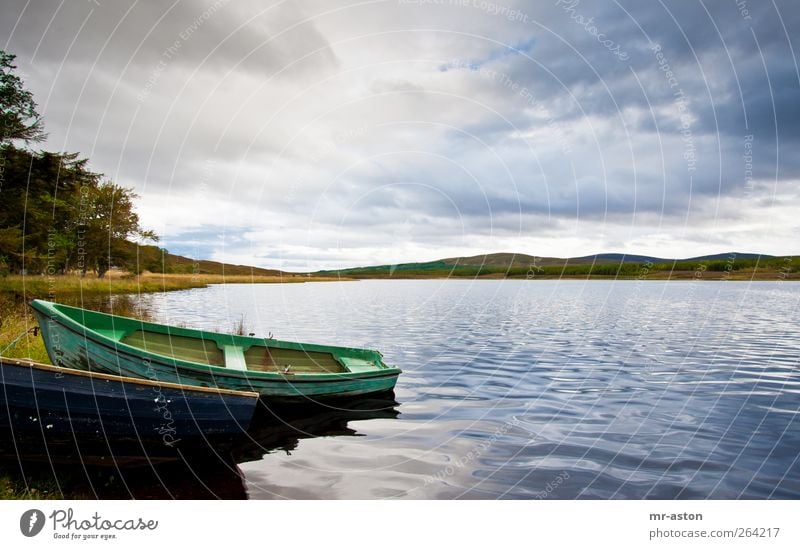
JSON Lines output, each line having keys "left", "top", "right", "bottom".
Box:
{"left": 30, "top": 300, "right": 402, "bottom": 382}
{"left": 49, "top": 300, "right": 370, "bottom": 355}
{"left": 0, "top": 357, "right": 259, "bottom": 398}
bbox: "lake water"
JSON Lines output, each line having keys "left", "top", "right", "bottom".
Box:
{"left": 126, "top": 279, "right": 800, "bottom": 499}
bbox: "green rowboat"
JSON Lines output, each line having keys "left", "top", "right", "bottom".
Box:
{"left": 30, "top": 300, "right": 400, "bottom": 401}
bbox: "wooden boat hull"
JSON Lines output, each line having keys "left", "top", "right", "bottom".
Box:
{"left": 30, "top": 300, "right": 401, "bottom": 401}
{"left": 0, "top": 358, "right": 258, "bottom": 457}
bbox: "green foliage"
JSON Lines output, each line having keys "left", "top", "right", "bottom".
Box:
{"left": 0, "top": 473, "right": 62, "bottom": 500}
{"left": 0, "top": 145, "right": 158, "bottom": 276}
{"left": 0, "top": 294, "right": 49, "bottom": 362}
{"left": 80, "top": 181, "right": 159, "bottom": 277}
{"left": 0, "top": 50, "right": 46, "bottom": 143}
{"left": 323, "top": 255, "right": 799, "bottom": 280}
{"left": 0, "top": 50, "right": 158, "bottom": 277}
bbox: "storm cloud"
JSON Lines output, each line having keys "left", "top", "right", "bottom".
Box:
{"left": 2, "top": 0, "right": 798, "bottom": 269}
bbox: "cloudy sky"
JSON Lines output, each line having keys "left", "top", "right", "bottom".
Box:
{"left": 2, "top": 0, "right": 798, "bottom": 270}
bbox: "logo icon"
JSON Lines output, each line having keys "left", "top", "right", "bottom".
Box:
{"left": 20, "top": 509, "right": 45, "bottom": 537}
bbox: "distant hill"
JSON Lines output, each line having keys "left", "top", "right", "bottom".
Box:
{"left": 443, "top": 251, "right": 772, "bottom": 267}
{"left": 682, "top": 252, "right": 767, "bottom": 262}
{"left": 125, "top": 242, "right": 286, "bottom": 276}
{"left": 315, "top": 252, "right": 793, "bottom": 280}
{"left": 124, "top": 244, "right": 792, "bottom": 280}
{"left": 442, "top": 252, "right": 670, "bottom": 267}
{"left": 161, "top": 252, "right": 285, "bottom": 276}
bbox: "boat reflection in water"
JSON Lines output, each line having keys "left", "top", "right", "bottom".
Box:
{"left": 0, "top": 392, "right": 399, "bottom": 499}
{"left": 234, "top": 392, "right": 401, "bottom": 463}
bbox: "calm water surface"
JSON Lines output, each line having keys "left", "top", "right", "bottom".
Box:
{"left": 126, "top": 279, "right": 800, "bottom": 499}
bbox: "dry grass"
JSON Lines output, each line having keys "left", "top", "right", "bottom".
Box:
{"left": 0, "top": 474, "right": 63, "bottom": 500}
{"left": 0, "top": 272, "right": 347, "bottom": 300}
{"left": 0, "top": 272, "right": 346, "bottom": 363}
{"left": 0, "top": 295, "right": 49, "bottom": 363}
{"left": 0, "top": 274, "right": 202, "bottom": 298}
{"left": 160, "top": 273, "right": 346, "bottom": 284}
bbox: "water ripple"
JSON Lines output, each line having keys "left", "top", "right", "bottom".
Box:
{"left": 134, "top": 280, "right": 800, "bottom": 499}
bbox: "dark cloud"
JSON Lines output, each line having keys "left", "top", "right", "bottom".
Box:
{"left": 1, "top": 0, "right": 337, "bottom": 76}
{"left": 1, "top": 0, "right": 798, "bottom": 268}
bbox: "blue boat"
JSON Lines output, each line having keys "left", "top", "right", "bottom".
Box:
{"left": 0, "top": 357, "right": 258, "bottom": 457}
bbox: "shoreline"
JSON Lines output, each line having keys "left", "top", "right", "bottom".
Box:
{"left": 0, "top": 269, "right": 794, "bottom": 499}
{"left": 0, "top": 271, "right": 341, "bottom": 499}
{"left": 0, "top": 272, "right": 347, "bottom": 299}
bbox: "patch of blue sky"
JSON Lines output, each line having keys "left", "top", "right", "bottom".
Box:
{"left": 439, "top": 36, "right": 536, "bottom": 72}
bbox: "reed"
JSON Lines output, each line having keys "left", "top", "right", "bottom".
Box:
{"left": 0, "top": 272, "right": 343, "bottom": 363}
{"left": 0, "top": 474, "right": 63, "bottom": 500}
{"left": 0, "top": 295, "right": 49, "bottom": 363}
{"left": 0, "top": 272, "right": 345, "bottom": 300}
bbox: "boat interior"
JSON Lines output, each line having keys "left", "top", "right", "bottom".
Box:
{"left": 119, "top": 330, "right": 350, "bottom": 373}
{"left": 35, "top": 300, "right": 386, "bottom": 375}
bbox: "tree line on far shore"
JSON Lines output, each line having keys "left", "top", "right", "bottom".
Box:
{"left": 0, "top": 49, "right": 158, "bottom": 278}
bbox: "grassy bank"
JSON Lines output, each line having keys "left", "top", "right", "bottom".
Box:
{"left": 1, "top": 271, "right": 346, "bottom": 499}
{"left": 0, "top": 275, "right": 205, "bottom": 364}
{"left": 0, "top": 274, "right": 206, "bottom": 297}
{"left": 0, "top": 272, "right": 340, "bottom": 299}
{"left": 0, "top": 467, "right": 65, "bottom": 499}
{"left": 0, "top": 295, "right": 49, "bottom": 362}
{"left": 0, "top": 272, "right": 344, "bottom": 361}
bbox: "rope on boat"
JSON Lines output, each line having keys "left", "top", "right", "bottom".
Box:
{"left": 0, "top": 326, "right": 40, "bottom": 356}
